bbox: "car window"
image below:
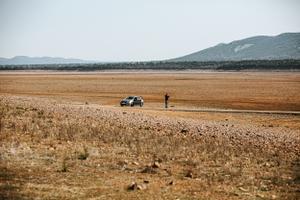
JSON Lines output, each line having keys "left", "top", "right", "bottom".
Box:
{"left": 127, "top": 96, "right": 134, "bottom": 99}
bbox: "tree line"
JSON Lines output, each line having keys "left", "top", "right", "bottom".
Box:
{"left": 1, "top": 60, "right": 300, "bottom": 71}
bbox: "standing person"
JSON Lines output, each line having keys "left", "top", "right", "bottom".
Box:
{"left": 164, "top": 93, "right": 170, "bottom": 109}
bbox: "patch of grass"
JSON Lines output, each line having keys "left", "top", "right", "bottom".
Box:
{"left": 59, "top": 157, "right": 68, "bottom": 172}
{"left": 77, "top": 147, "right": 89, "bottom": 160}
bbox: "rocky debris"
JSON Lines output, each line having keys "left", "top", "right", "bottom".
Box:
{"left": 185, "top": 170, "right": 193, "bottom": 178}
{"left": 137, "top": 184, "right": 147, "bottom": 190}
{"left": 127, "top": 182, "right": 147, "bottom": 191}
{"left": 239, "top": 187, "right": 248, "bottom": 192}
{"left": 2, "top": 95, "right": 300, "bottom": 157}
{"left": 181, "top": 128, "right": 189, "bottom": 134}
{"left": 152, "top": 161, "right": 161, "bottom": 168}
{"left": 168, "top": 180, "right": 174, "bottom": 185}
{"left": 141, "top": 165, "right": 158, "bottom": 174}
{"left": 256, "top": 193, "right": 265, "bottom": 198}
{"left": 132, "top": 161, "right": 139, "bottom": 166}
{"left": 127, "top": 182, "right": 138, "bottom": 190}
{"left": 260, "top": 184, "right": 269, "bottom": 191}
{"left": 117, "top": 160, "right": 129, "bottom": 168}
{"left": 264, "top": 162, "right": 271, "bottom": 167}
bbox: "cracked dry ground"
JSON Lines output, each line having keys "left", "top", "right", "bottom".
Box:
{"left": 0, "top": 95, "right": 299, "bottom": 199}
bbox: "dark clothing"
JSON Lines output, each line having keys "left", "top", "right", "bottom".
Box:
{"left": 165, "top": 95, "right": 169, "bottom": 101}
{"left": 164, "top": 94, "right": 170, "bottom": 108}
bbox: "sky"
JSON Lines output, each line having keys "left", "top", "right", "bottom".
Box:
{"left": 0, "top": 0, "right": 299, "bottom": 62}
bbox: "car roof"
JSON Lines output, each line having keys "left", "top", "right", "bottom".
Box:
{"left": 126, "top": 96, "right": 142, "bottom": 98}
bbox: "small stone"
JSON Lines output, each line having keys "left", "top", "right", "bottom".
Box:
{"left": 256, "top": 193, "right": 264, "bottom": 198}
{"left": 123, "top": 160, "right": 129, "bottom": 164}
{"left": 181, "top": 128, "right": 188, "bottom": 133}
{"left": 132, "top": 161, "right": 139, "bottom": 166}
{"left": 137, "top": 184, "right": 147, "bottom": 190}
{"left": 239, "top": 187, "right": 248, "bottom": 192}
{"left": 143, "top": 180, "right": 149, "bottom": 184}
{"left": 152, "top": 161, "right": 160, "bottom": 168}
{"left": 168, "top": 180, "right": 174, "bottom": 185}
{"left": 260, "top": 185, "right": 269, "bottom": 191}
{"left": 141, "top": 166, "right": 157, "bottom": 174}
{"left": 127, "top": 182, "right": 147, "bottom": 191}
{"left": 185, "top": 170, "right": 193, "bottom": 178}
{"left": 264, "top": 162, "right": 271, "bottom": 167}
{"left": 127, "top": 182, "right": 137, "bottom": 190}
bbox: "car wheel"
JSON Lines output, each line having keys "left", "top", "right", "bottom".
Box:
{"left": 131, "top": 103, "right": 134, "bottom": 107}
{"left": 140, "top": 103, "right": 143, "bottom": 107}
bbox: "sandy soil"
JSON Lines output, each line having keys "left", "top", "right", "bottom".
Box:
{"left": 1, "top": 71, "right": 300, "bottom": 111}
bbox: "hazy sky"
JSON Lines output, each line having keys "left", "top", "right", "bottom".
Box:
{"left": 0, "top": 0, "right": 299, "bottom": 61}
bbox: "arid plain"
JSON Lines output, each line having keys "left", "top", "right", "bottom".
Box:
{"left": 0, "top": 71, "right": 300, "bottom": 199}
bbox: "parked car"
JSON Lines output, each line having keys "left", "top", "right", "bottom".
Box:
{"left": 120, "top": 96, "right": 144, "bottom": 107}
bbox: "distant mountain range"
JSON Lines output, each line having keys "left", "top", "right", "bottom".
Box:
{"left": 170, "top": 32, "right": 300, "bottom": 62}
{"left": 0, "top": 56, "right": 92, "bottom": 65}
{"left": 1, "top": 33, "right": 300, "bottom": 65}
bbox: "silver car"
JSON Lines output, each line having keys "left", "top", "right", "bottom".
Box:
{"left": 120, "top": 96, "right": 144, "bottom": 107}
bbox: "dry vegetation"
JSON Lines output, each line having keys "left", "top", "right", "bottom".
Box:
{"left": 0, "top": 71, "right": 300, "bottom": 199}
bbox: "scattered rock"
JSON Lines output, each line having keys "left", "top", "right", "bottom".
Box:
{"left": 185, "top": 170, "right": 193, "bottom": 178}
{"left": 168, "top": 180, "right": 174, "bottom": 185}
{"left": 127, "top": 182, "right": 137, "bottom": 190}
{"left": 264, "top": 162, "right": 271, "bottom": 167}
{"left": 260, "top": 185, "right": 269, "bottom": 191}
{"left": 137, "top": 184, "right": 147, "bottom": 190}
{"left": 127, "top": 182, "right": 147, "bottom": 191}
{"left": 239, "top": 187, "right": 248, "bottom": 192}
{"left": 132, "top": 161, "right": 139, "bottom": 166}
{"left": 143, "top": 180, "right": 149, "bottom": 184}
{"left": 256, "top": 193, "right": 264, "bottom": 198}
{"left": 152, "top": 161, "right": 161, "bottom": 168}
{"left": 181, "top": 128, "right": 189, "bottom": 133}
{"left": 118, "top": 160, "right": 128, "bottom": 166}
{"left": 141, "top": 166, "right": 158, "bottom": 174}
